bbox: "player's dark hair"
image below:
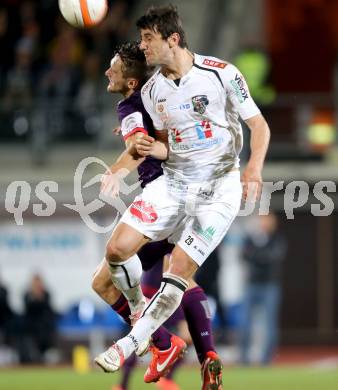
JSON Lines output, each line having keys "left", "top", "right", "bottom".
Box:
{"left": 136, "top": 4, "right": 187, "bottom": 48}
{"left": 115, "top": 42, "right": 151, "bottom": 88}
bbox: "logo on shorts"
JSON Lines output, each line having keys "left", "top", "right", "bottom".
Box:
{"left": 198, "top": 187, "right": 214, "bottom": 200}
{"left": 130, "top": 200, "right": 158, "bottom": 223}
{"left": 192, "top": 95, "right": 209, "bottom": 114}
{"left": 194, "top": 225, "right": 216, "bottom": 243}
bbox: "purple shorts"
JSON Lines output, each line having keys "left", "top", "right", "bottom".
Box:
{"left": 137, "top": 239, "right": 174, "bottom": 272}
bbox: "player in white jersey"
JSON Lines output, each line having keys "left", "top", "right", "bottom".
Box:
{"left": 140, "top": 56, "right": 260, "bottom": 184}
{"left": 95, "top": 6, "right": 270, "bottom": 389}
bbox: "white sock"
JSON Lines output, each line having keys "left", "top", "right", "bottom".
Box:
{"left": 116, "top": 273, "right": 188, "bottom": 358}
{"left": 108, "top": 254, "right": 145, "bottom": 313}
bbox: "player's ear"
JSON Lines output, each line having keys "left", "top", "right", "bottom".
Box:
{"left": 168, "top": 32, "right": 180, "bottom": 48}
{"left": 127, "top": 78, "right": 138, "bottom": 90}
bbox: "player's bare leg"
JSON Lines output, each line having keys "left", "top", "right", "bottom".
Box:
{"left": 92, "top": 259, "right": 121, "bottom": 305}
{"left": 105, "top": 222, "right": 149, "bottom": 316}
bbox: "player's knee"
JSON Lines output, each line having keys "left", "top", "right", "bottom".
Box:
{"left": 105, "top": 239, "right": 129, "bottom": 263}
{"left": 168, "top": 260, "right": 197, "bottom": 280}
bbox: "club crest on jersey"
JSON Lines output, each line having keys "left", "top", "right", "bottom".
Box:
{"left": 192, "top": 95, "right": 209, "bottom": 114}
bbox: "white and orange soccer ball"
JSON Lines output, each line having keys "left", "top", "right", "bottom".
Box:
{"left": 58, "top": 0, "right": 108, "bottom": 28}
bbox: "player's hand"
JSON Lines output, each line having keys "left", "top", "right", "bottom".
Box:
{"left": 135, "top": 133, "right": 155, "bottom": 157}
{"left": 100, "top": 169, "right": 121, "bottom": 198}
{"left": 241, "top": 164, "right": 262, "bottom": 201}
{"left": 112, "top": 126, "right": 121, "bottom": 135}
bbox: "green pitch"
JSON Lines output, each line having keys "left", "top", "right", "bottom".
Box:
{"left": 0, "top": 366, "right": 337, "bottom": 390}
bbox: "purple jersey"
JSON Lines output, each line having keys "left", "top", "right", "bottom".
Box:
{"left": 117, "top": 91, "right": 163, "bottom": 187}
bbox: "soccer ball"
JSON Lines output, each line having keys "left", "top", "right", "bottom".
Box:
{"left": 58, "top": 0, "right": 108, "bottom": 28}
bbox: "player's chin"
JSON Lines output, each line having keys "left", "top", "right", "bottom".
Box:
{"left": 108, "top": 85, "right": 117, "bottom": 93}
{"left": 145, "top": 56, "right": 156, "bottom": 66}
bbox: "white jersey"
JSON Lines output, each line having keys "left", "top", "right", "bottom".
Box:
{"left": 141, "top": 54, "right": 260, "bottom": 183}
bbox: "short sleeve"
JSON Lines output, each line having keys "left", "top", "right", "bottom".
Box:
{"left": 222, "top": 64, "right": 261, "bottom": 120}
{"left": 141, "top": 83, "right": 165, "bottom": 131}
{"left": 120, "top": 111, "right": 148, "bottom": 140}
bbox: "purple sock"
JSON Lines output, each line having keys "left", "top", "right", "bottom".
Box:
{"left": 111, "top": 294, "right": 131, "bottom": 325}
{"left": 120, "top": 353, "right": 137, "bottom": 389}
{"left": 152, "top": 327, "right": 172, "bottom": 351}
{"left": 181, "top": 286, "right": 216, "bottom": 364}
{"left": 111, "top": 294, "right": 171, "bottom": 350}
{"left": 111, "top": 294, "right": 132, "bottom": 325}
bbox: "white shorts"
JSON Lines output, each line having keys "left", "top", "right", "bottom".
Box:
{"left": 120, "top": 171, "right": 242, "bottom": 266}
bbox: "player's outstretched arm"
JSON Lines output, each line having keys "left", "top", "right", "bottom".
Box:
{"left": 242, "top": 113, "right": 270, "bottom": 200}
{"left": 101, "top": 143, "right": 145, "bottom": 196}
{"left": 105, "top": 130, "right": 149, "bottom": 176}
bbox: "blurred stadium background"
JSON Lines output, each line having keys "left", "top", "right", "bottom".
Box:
{"left": 0, "top": 0, "right": 338, "bottom": 389}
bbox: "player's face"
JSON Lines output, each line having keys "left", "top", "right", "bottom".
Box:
{"left": 105, "top": 55, "right": 127, "bottom": 93}
{"left": 139, "top": 28, "right": 170, "bottom": 66}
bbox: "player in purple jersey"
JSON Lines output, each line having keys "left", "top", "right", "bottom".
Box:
{"left": 115, "top": 84, "right": 163, "bottom": 188}
{"left": 92, "top": 42, "right": 222, "bottom": 388}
